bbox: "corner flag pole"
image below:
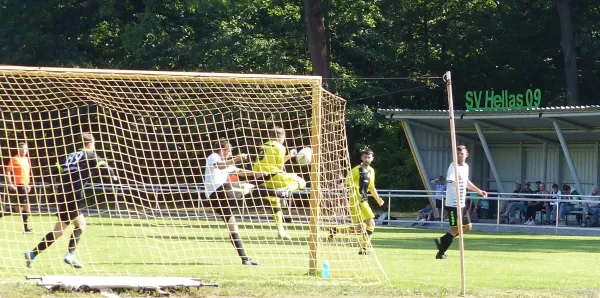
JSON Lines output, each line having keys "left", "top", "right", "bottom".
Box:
{"left": 444, "top": 71, "right": 466, "bottom": 296}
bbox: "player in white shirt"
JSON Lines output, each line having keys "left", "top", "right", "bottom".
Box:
{"left": 434, "top": 145, "right": 487, "bottom": 260}
{"left": 202, "top": 139, "right": 268, "bottom": 266}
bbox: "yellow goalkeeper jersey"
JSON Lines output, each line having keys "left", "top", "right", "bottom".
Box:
{"left": 253, "top": 140, "right": 286, "bottom": 174}
{"left": 346, "top": 164, "right": 375, "bottom": 200}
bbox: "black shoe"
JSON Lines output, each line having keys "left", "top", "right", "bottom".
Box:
{"left": 24, "top": 229, "right": 33, "bottom": 234}
{"left": 411, "top": 222, "right": 418, "bottom": 227}
{"left": 358, "top": 248, "right": 370, "bottom": 255}
{"left": 436, "top": 253, "right": 447, "bottom": 259}
{"left": 242, "top": 259, "right": 260, "bottom": 266}
{"left": 434, "top": 238, "right": 442, "bottom": 251}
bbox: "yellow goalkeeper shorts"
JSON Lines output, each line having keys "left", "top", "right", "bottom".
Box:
{"left": 263, "top": 172, "right": 306, "bottom": 190}
{"left": 349, "top": 195, "right": 375, "bottom": 223}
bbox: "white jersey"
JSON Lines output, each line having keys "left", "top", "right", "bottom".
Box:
{"left": 204, "top": 153, "right": 236, "bottom": 198}
{"left": 550, "top": 190, "right": 562, "bottom": 206}
{"left": 434, "top": 181, "right": 446, "bottom": 201}
{"left": 445, "top": 162, "right": 469, "bottom": 208}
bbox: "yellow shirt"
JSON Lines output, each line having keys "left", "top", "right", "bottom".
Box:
{"left": 253, "top": 140, "right": 286, "bottom": 174}
{"left": 346, "top": 164, "right": 375, "bottom": 200}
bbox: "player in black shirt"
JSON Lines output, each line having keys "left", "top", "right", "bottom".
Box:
{"left": 25, "top": 133, "right": 117, "bottom": 268}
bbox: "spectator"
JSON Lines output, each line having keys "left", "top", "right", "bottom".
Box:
{"left": 525, "top": 182, "right": 548, "bottom": 225}
{"left": 412, "top": 204, "right": 434, "bottom": 226}
{"left": 501, "top": 182, "right": 531, "bottom": 224}
{"left": 431, "top": 176, "right": 446, "bottom": 220}
{"left": 557, "top": 185, "right": 581, "bottom": 226}
{"left": 581, "top": 185, "right": 599, "bottom": 227}
{"left": 546, "top": 183, "right": 562, "bottom": 225}
{"left": 479, "top": 194, "right": 490, "bottom": 219}
{"left": 500, "top": 182, "right": 521, "bottom": 218}
{"left": 467, "top": 193, "right": 481, "bottom": 223}
{"left": 534, "top": 180, "right": 542, "bottom": 193}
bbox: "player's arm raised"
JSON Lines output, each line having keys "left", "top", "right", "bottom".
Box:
{"left": 235, "top": 168, "right": 268, "bottom": 179}
{"left": 214, "top": 154, "right": 247, "bottom": 169}
{"left": 467, "top": 180, "right": 487, "bottom": 198}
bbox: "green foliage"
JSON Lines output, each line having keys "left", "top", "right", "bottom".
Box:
{"left": 1, "top": 0, "right": 599, "bottom": 192}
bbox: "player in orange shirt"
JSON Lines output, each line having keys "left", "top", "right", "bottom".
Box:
{"left": 5, "top": 142, "right": 34, "bottom": 233}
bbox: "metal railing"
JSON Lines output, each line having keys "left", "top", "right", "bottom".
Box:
{"left": 373, "top": 189, "right": 600, "bottom": 229}
{"left": 2, "top": 183, "right": 599, "bottom": 229}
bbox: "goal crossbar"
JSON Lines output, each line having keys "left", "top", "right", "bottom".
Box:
{"left": 0, "top": 65, "right": 322, "bottom": 83}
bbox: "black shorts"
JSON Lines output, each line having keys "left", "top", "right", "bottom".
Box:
{"left": 56, "top": 192, "right": 82, "bottom": 223}
{"left": 435, "top": 199, "right": 444, "bottom": 208}
{"left": 447, "top": 207, "right": 471, "bottom": 227}
{"left": 201, "top": 183, "right": 244, "bottom": 218}
{"left": 8, "top": 185, "right": 30, "bottom": 205}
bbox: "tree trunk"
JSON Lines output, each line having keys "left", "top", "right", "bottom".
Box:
{"left": 303, "top": 0, "right": 330, "bottom": 90}
{"left": 557, "top": 0, "right": 580, "bottom": 106}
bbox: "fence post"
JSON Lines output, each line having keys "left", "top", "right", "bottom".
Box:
{"left": 387, "top": 190, "right": 392, "bottom": 225}
{"left": 496, "top": 197, "right": 500, "bottom": 226}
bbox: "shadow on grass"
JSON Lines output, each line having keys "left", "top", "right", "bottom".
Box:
{"left": 91, "top": 262, "right": 215, "bottom": 266}
{"left": 104, "top": 234, "right": 311, "bottom": 245}
{"left": 371, "top": 229, "right": 600, "bottom": 253}
{"left": 87, "top": 221, "right": 309, "bottom": 232}
{"left": 88, "top": 221, "right": 225, "bottom": 230}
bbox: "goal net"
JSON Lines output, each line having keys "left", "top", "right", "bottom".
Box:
{"left": 0, "top": 66, "right": 386, "bottom": 283}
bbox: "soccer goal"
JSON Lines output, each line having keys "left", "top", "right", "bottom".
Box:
{"left": 0, "top": 66, "right": 386, "bottom": 283}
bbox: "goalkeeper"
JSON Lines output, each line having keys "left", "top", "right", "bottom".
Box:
{"left": 25, "top": 133, "right": 118, "bottom": 268}
{"left": 330, "top": 148, "right": 384, "bottom": 255}
{"left": 252, "top": 127, "right": 306, "bottom": 240}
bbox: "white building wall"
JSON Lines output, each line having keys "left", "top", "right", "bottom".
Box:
{"left": 488, "top": 145, "right": 521, "bottom": 192}
{"left": 407, "top": 125, "right": 599, "bottom": 196}
{"left": 409, "top": 126, "right": 487, "bottom": 191}
{"left": 559, "top": 144, "right": 597, "bottom": 194}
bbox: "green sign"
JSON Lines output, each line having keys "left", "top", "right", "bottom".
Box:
{"left": 465, "top": 89, "right": 542, "bottom": 111}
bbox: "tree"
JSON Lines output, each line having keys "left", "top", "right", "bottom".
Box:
{"left": 557, "top": 0, "right": 580, "bottom": 105}
{"left": 303, "top": 0, "right": 330, "bottom": 90}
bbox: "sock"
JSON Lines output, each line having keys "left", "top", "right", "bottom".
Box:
{"left": 68, "top": 228, "right": 83, "bottom": 254}
{"left": 361, "top": 226, "right": 374, "bottom": 249}
{"left": 34, "top": 232, "right": 57, "bottom": 255}
{"left": 230, "top": 232, "right": 248, "bottom": 261}
{"left": 22, "top": 213, "right": 29, "bottom": 230}
{"left": 273, "top": 210, "right": 284, "bottom": 231}
{"left": 266, "top": 196, "right": 285, "bottom": 231}
{"left": 439, "top": 232, "right": 455, "bottom": 253}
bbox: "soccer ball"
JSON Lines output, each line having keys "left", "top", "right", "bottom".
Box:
{"left": 295, "top": 147, "right": 312, "bottom": 165}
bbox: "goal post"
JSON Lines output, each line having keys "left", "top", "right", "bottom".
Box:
{"left": 0, "top": 65, "right": 386, "bottom": 283}
{"left": 308, "top": 79, "right": 322, "bottom": 275}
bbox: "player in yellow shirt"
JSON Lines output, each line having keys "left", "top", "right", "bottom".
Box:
{"left": 330, "top": 148, "right": 384, "bottom": 255}
{"left": 253, "top": 127, "right": 306, "bottom": 240}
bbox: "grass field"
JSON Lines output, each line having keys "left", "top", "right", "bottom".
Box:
{"left": 1, "top": 214, "right": 599, "bottom": 298}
